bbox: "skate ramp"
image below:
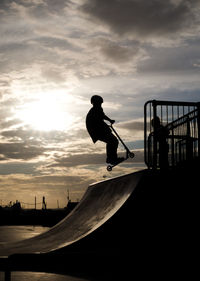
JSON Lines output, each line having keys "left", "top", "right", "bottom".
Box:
{"left": 0, "top": 170, "right": 145, "bottom": 257}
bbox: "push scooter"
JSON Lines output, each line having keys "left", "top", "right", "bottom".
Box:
{"left": 107, "top": 124, "right": 135, "bottom": 171}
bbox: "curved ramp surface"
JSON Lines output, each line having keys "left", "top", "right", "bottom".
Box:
{"left": 0, "top": 170, "right": 144, "bottom": 257}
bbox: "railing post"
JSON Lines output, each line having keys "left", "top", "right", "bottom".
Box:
{"left": 152, "top": 100, "right": 157, "bottom": 169}
{"left": 186, "top": 116, "right": 192, "bottom": 162}
{"left": 197, "top": 103, "right": 200, "bottom": 158}
{"left": 171, "top": 129, "right": 175, "bottom": 167}
{"left": 144, "top": 100, "right": 151, "bottom": 168}
{"left": 144, "top": 102, "right": 147, "bottom": 166}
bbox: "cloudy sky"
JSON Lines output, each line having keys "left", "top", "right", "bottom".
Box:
{"left": 0, "top": 0, "right": 199, "bottom": 208}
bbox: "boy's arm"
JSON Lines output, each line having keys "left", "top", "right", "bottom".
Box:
{"left": 103, "top": 114, "right": 115, "bottom": 124}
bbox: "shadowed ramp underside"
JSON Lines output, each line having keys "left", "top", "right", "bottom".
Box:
{"left": 0, "top": 170, "right": 144, "bottom": 257}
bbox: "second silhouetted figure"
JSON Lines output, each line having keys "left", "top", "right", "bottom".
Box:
{"left": 86, "top": 95, "right": 123, "bottom": 165}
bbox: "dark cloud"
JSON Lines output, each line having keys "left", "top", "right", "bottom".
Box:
{"left": 1, "top": 128, "right": 36, "bottom": 141}
{"left": 0, "top": 162, "right": 38, "bottom": 175}
{"left": 0, "top": 40, "right": 64, "bottom": 74}
{"left": 41, "top": 68, "right": 66, "bottom": 83}
{"left": 0, "top": 119, "right": 22, "bottom": 130}
{"left": 0, "top": 0, "right": 13, "bottom": 9}
{"left": 0, "top": 42, "right": 29, "bottom": 55}
{"left": 1, "top": 127, "right": 80, "bottom": 143}
{"left": 30, "top": 0, "right": 72, "bottom": 16}
{"left": 51, "top": 153, "right": 106, "bottom": 167}
{"left": 0, "top": 42, "right": 36, "bottom": 73}
{"left": 81, "top": 0, "right": 199, "bottom": 37}
{"left": 0, "top": 142, "right": 47, "bottom": 160}
{"left": 118, "top": 120, "right": 144, "bottom": 131}
{"left": 68, "top": 129, "right": 89, "bottom": 141}
{"left": 29, "top": 174, "right": 86, "bottom": 185}
{"left": 154, "top": 87, "right": 200, "bottom": 103}
{"left": 97, "top": 39, "right": 140, "bottom": 64}
{"left": 139, "top": 39, "right": 200, "bottom": 73}
{"left": 51, "top": 148, "right": 144, "bottom": 168}
{"left": 3, "top": 173, "right": 87, "bottom": 186}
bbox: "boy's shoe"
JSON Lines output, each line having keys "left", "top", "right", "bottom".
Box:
{"left": 106, "top": 158, "right": 115, "bottom": 164}
{"left": 115, "top": 157, "right": 125, "bottom": 164}
{"left": 106, "top": 158, "right": 117, "bottom": 164}
{"left": 106, "top": 157, "right": 125, "bottom": 165}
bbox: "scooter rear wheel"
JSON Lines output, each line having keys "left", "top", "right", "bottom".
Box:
{"left": 107, "top": 165, "right": 112, "bottom": 172}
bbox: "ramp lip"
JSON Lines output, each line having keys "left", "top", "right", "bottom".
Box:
{"left": 89, "top": 169, "right": 146, "bottom": 186}
{"left": 89, "top": 169, "right": 146, "bottom": 187}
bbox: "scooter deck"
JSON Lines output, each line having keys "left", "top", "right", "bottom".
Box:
{"left": 107, "top": 157, "right": 127, "bottom": 171}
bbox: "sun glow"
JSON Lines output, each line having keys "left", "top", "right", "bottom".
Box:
{"left": 18, "top": 92, "right": 74, "bottom": 131}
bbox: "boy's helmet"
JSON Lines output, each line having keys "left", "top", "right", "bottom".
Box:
{"left": 91, "top": 95, "right": 103, "bottom": 105}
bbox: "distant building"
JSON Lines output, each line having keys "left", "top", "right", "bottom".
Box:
{"left": 65, "top": 201, "right": 79, "bottom": 212}
{"left": 11, "top": 200, "right": 21, "bottom": 211}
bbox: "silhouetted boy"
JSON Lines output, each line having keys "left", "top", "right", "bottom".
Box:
{"left": 86, "top": 95, "right": 123, "bottom": 165}
{"left": 152, "top": 116, "right": 169, "bottom": 169}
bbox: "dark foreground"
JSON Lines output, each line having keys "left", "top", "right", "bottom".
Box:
{"left": 0, "top": 160, "right": 198, "bottom": 280}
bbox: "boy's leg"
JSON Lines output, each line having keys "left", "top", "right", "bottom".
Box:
{"left": 99, "top": 133, "right": 118, "bottom": 163}
{"left": 106, "top": 134, "right": 118, "bottom": 162}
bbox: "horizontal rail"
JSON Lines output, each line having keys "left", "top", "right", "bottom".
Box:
{"left": 144, "top": 100, "right": 198, "bottom": 107}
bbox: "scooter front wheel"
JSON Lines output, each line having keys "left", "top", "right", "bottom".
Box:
{"left": 129, "top": 152, "right": 135, "bottom": 158}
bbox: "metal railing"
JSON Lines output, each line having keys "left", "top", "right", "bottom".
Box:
{"left": 144, "top": 100, "right": 200, "bottom": 169}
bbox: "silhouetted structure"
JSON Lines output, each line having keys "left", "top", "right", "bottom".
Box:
{"left": 0, "top": 206, "right": 78, "bottom": 227}
{"left": 0, "top": 194, "right": 79, "bottom": 227}
{"left": 42, "top": 196, "right": 47, "bottom": 210}
{"left": 144, "top": 100, "right": 200, "bottom": 169}
{"left": 10, "top": 200, "right": 21, "bottom": 211}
